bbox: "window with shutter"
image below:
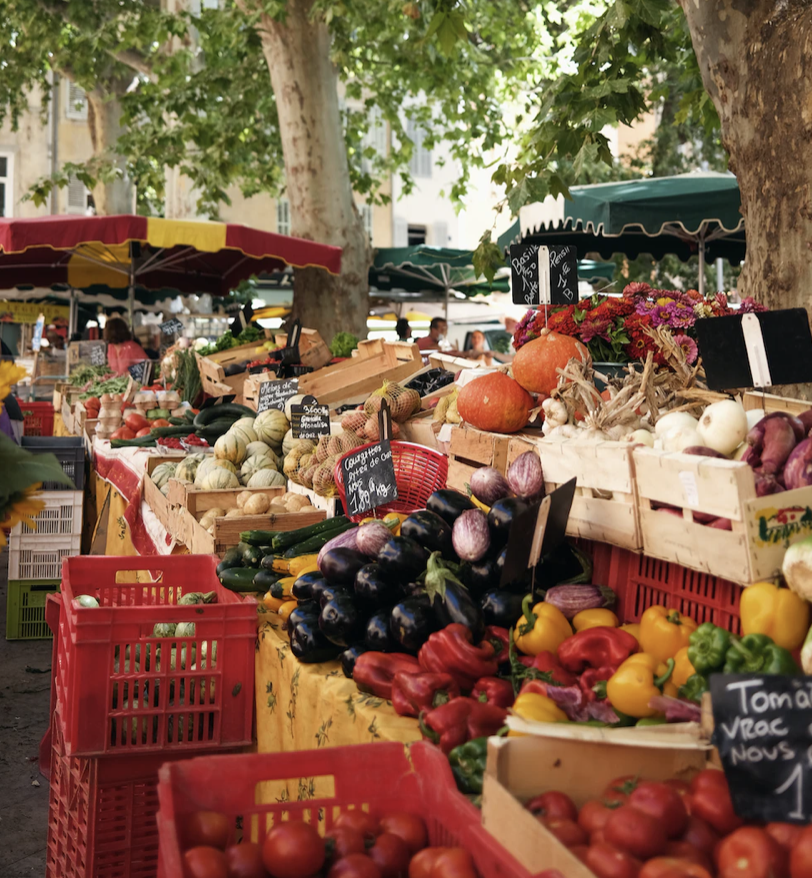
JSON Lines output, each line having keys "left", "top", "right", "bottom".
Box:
{"left": 276, "top": 198, "right": 291, "bottom": 236}
{"left": 393, "top": 217, "right": 408, "bottom": 247}
{"left": 432, "top": 222, "right": 449, "bottom": 247}
{"left": 0, "top": 154, "right": 12, "bottom": 218}
{"left": 65, "top": 81, "right": 88, "bottom": 121}
{"left": 66, "top": 174, "right": 88, "bottom": 214}
{"left": 407, "top": 119, "right": 432, "bottom": 179}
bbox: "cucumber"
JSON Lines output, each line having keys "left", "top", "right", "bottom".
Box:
{"left": 168, "top": 417, "right": 186, "bottom": 425}
{"left": 184, "top": 409, "right": 197, "bottom": 422}
{"left": 271, "top": 517, "right": 351, "bottom": 552}
{"left": 111, "top": 436, "right": 157, "bottom": 448}
{"left": 283, "top": 521, "right": 357, "bottom": 557}
{"left": 196, "top": 420, "right": 238, "bottom": 442}
{"left": 253, "top": 569, "right": 279, "bottom": 592}
{"left": 242, "top": 545, "right": 263, "bottom": 568}
{"left": 216, "top": 546, "right": 244, "bottom": 576}
{"left": 241, "top": 529, "right": 280, "bottom": 547}
{"left": 151, "top": 425, "right": 193, "bottom": 437}
{"left": 219, "top": 567, "right": 259, "bottom": 592}
{"left": 194, "top": 403, "right": 256, "bottom": 429}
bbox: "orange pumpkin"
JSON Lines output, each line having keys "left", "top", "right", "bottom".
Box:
{"left": 457, "top": 373, "right": 533, "bottom": 434}
{"left": 512, "top": 329, "right": 590, "bottom": 396}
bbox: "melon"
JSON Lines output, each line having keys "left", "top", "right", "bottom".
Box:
{"left": 247, "top": 468, "right": 286, "bottom": 488}
{"left": 202, "top": 468, "right": 240, "bottom": 490}
{"left": 456, "top": 373, "right": 533, "bottom": 434}
{"left": 254, "top": 409, "right": 289, "bottom": 447}
{"left": 215, "top": 433, "right": 246, "bottom": 464}
{"left": 512, "top": 329, "right": 590, "bottom": 396}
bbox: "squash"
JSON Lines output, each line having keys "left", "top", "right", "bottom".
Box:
{"left": 457, "top": 372, "right": 534, "bottom": 434}
{"left": 232, "top": 416, "right": 257, "bottom": 434}
{"left": 246, "top": 441, "right": 273, "bottom": 459}
{"left": 244, "top": 493, "right": 271, "bottom": 515}
{"left": 241, "top": 453, "right": 278, "bottom": 478}
{"left": 230, "top": 423, "right": 258, "bottom": 446}
{"left": 214, "top": 432, "right": 246, "bottom": 464}
{"left": 284, "top": 394, "right": 306, "bottom": 421}
{"left": 512, "top": 328, "right": 590, "bottom": 396}
{"left": 282, "top": 429, "right": 296, "bottom": 458}
{"left": 195, "top": 457, "right": 238, "bottom": 486}
{"left": 151, "top": 462, "right": 177, "bottom": 489}
{"left": 175, "top": 454, "right": 205, "bottom": 483}
{"left": 248, "top": 468, "right": 286, "bottom": 488}
{"left": 202, "top": 468, "right": 240, "bottom": 490}
{"left": 254, "top": 409, "right": 289, "bottom": 448}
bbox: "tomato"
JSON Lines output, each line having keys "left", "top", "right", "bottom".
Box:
{"left": 680, "top": 816, "right": 719, "bottom": 857}
{"left": 639, "top": 857, "right": 713, "bottom": 878}
{"left": 664, "top": 841, "right": 713, "bottom": 872}
{"left": 604, "top": 776, "right": 641, "bottom": 805}
{"left": 689, "top": 770, "right": 743, "bottom": 837}
{"left": 629, "top": 782, "right": 689, "bottom": 838}
{"left": 262, "top": 822, "right": 325, "bottom": 878}
{"left": 579, "top": 800, "right": 618, "bottom": 835}
{"left": 185, "top": 811, "right": 231, "bottom": 850}
{"left": 790, "top": 827, "right": 812, "bottom": 878}
{"left": 124, "top": 413, "right": 150, "bottom": 432}
{"left": 430, "top": 849, "right": 475, "bottom": 878}
{"left": 664, "top": 779, "right": 692, "bottom": 808}
{"left": 768, "top": 824, "right": 804, "bottom": 851}
{"left": 184, "top": 846, "right": 228, "bottom": 878}
{"left": 225, "top": 843, "right": 265, "bottom": 878}
{"left": 591, "top": 829, "right": 608, "bottom": 846}
{"left": 604, "top": 806, "right": 668, "bottom": 860}
{"left": 335, "top": 811, "right": 380, "bottom": 839}
{"left": 542, "top": 817, "right": 588, "bottom": 848}
{"left": 328, "top": 855, "right": 383, "bottom": 878}
{"left": 378, "top": 813, "right": 428, "bottom": 854}
{"left": 327, "top": 827, "right": 366, "bottom": 860}
{"left": 110, "top": 426, "right": 136, "bottom": 441}
{"left": 408, "top": 848, "right": 450, "bottom": 878}
{"left": 368, "top": 833, "right": 411, "bottom": 878}
{"left": 585, "top": 843, "right": 643, "bottom": 878}
{"left": 151, "top": 418, "right": 171, "bottom": 427}
{"left": 570, "top": 845, "right": 589, "bottom": 864}
{"left": 717, "top": 827, "right": 788, "bottom": 878}
{"left": 136, "top": 427, "right": 152, "bottom": 437}
{"left": 525, "top": 791, "right": 578, "bottom": 822}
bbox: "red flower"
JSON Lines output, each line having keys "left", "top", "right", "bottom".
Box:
{"left": 623, "top": 282, "right": 652, "bottom": 298}
{"left": 546, "top": 306, "right": 579, "bottom": 336}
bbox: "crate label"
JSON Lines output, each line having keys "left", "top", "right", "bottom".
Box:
{"left": 752, "top": 500, "right": 812, "bottom": 548}
{"left": 679, "top": 471, "right": 699, "bottom": 507}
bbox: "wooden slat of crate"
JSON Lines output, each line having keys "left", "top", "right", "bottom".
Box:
{"left": 144, "top": 456, "right": 185, "bottom": 533}
{"left": 166, "top": 479, "right": 283, "bottom": 513}
{"left": 275, "top": 328, "right": 331, "bottom": 369}
{"left": 287, "top": 482, "right": 340, "bottom": 517}
{"left": 61, "top": 398, "right": 75, "bottom": 434}
{"left": 445, "top": 425, "right": 512, "bottom": 493}
{"left": 742, "top": 390, "right": 811, "bottom": 416}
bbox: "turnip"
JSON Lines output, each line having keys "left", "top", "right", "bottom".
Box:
{"left": 662, "top": 426, "right": 704, "bottom": 453}
{"left": 697, "top": 400, "right": 747, "bottom": 456}
{"left": 655, "top": 411, "right": 698, "bottom": 437}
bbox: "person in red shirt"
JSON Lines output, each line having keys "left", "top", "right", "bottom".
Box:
{"left": 104, "top": 317, "right": 148, "bottom": 376}
{"left": 416, "top": 317, "right": 448, "bottom": 353}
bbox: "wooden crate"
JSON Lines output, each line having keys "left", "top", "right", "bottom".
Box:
{"left": 143, "top": 456, "right": 186, "bottom": 533}
{"left": 634, "top": 446, "right": 812, "bottom": 584}
{"left": 508, "top": 436, "right": 641, "bottom": 551}
{"left": 275, "top": 328, "right": 333, "bottom": 371}
{"left": 195, "top": 335, "right": 272, "bottom": 401}
{"left": 61, "top": 398, "right": 75, "bottom": 435}
{"left": 166, "top": 479, "right": 284, "bottom": 513}
{"left": 445, "top": 425, "right": 512, "bottom": 493}
{"left": 398, "top": 411, "right": 442, "bottom": 451}
{"left": 743, "top": 390, "right": 811, "bottom": 416}
{"left": 287, "top": 482, "right": 340, "bottom": 517}
{"left": 53, "top": 382, "right": 82, "bottom": 412}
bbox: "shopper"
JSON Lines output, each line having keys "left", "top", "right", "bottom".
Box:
{"left": 416, "top": 317, "right": 448, "bottom": 352}
{"left": 396, "top": 318, "right": 411, "bottom": 341}
{"left": 134, "top": 325, "right": 161, "bottom": 360}
{"left": 104, "top": 317, "right": 149, "bottom": 375}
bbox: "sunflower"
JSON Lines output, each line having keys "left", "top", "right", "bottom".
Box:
{"left": 0, "top": 484, "right": 45, "bottom": 547}
{"left": 0, "top": 362, "right": 28, "bottom": 406}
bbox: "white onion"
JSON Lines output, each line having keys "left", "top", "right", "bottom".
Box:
{"left": 662, "top": 426, "right": 704, "bottom": 453}
{"left": 746, "top": 408, "right": 766, "bottom": 430}
{"left": 697, "top": 400, "right": 748, "bottom": 456}
{"left": 655, "top": 411, "right": 699, "bottom": 437}
{"left": 627, "top": 429, "right": 655, "bottom": 447}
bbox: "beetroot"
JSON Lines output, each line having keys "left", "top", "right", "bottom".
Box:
{"left": 746, "top": 416, "right": 797, "bottom": 474}
{"left": 784, "top": 438, "right": 812, "bottom": 489}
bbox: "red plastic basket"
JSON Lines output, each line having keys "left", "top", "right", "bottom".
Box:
{"left": 157, "top": 741, "right": 538, "bottom": 878}
{"left": 18, "top": 399, "right": 55, "bottom": 436}
{"left": 606, "top": 546, "right": 742, "bottom": 634}
{"left": 55, "top": 554, "right": 257, "bottom": 758}
{"left": 334, "top": 440, "right": 448, "bottom": 522}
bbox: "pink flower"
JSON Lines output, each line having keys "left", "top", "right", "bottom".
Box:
{"left": 579, "top": 317, "right": 611, "bottom": 344}
{"left": 651, "top": 304, "right": 672, "bottom": 327}
{"left": 740, "top": 296, "right": 768, "bottom": 313}
{"left": 623, "top": 282, "right": 652, "bottom": 298}
{"left": 674, "top": 334, "right": 698, "bottom": 365}
{"left": 635, "top": 300, "right": 657, "bottom": 317}
{"left": 665, "top": 301, "right": 696, "bottom": 329}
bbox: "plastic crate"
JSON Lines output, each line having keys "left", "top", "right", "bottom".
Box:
{"left": 55, "top": 555, "right": 257, "bottom": 757}
{"left": 6, "top": 578, "right": 59, "bottom": 640}
{"left": 10, "top": 489, "right": 83, "bottom": 537}
{"left": 8, "top": 532, "right": 81, "bottom": 580}
{"left": 21, "top": 436, "right": 86, "bottom": 490}
{"left": 607, "top": 545, "right": 742, "bottom": 634}
{"left": 158, "top": 742, "right": 535, "bottom": 878}
{"left": 18, "top": 399, "right": 55, "bottom": 436}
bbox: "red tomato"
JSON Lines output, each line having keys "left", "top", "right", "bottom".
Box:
{"left": 262, "top": 822, "right": 325, "bottom": 878}
{"left": 409, "top": 848, "right": 450, "bottom": 878}
{"left": 151, "top": 418, "right": 171, "bottom": 427}
{"left": 639, "top": 857, "right": 713, "bottom": 878}
{"left": 579, "top": 800, "right": 618, "bottom": 835}
{"left": 525, "top": 792, "right": 579, "bottom": 822}
{"left": 542, "top": 817, "right": 588, "bottom": 848}
{"left": 664, "top": 841, "right": 713, "bottom": 872}
{"left": 629, "top": 782, "right": 689, "bottom": 838}
{"left": 136, "top": 427, "right": 152, "bottom": 437}
{"left": 378, "top": 813, "right": 428, "bottom": 854}
{"left": 110, "top": 426, "right": 136, "bottom": 440}
{"left": 585, "top": 843, "right": 643, "bottom": 878}
{"left": 368, "top": 833, "right": 411, "bottom": 878}
{"left": 225, "top": 843, "right": 265, "bottom": 878}
{"left": 664, "top": 779, "right": 692, "bottom": 808}
{"left": 689, "top": 770, "right": 743, "bottom": 837}
{"left": 124, "top": 413, "right": 150, "bottom": 432}
{"left": 680, "top": 816, "right": 720, "bottom": 857}
{"left": 335, "top": 811, "right": 379, "bottom": 839}
{"left": 717, "top": 827, "right": 788, "bottom": 878}
{"left": 429, "top": 849, "right": 475, "bottom": 878}
{"left": 327, "top": 827, "right": 366, "bottom": 860}
{"left": 768, "top": 824, "right": 804, "bottom": 851}
{"left": 604, "top": 806, "right": 668, "bottom": 860}
{"left": 184, "top": 811, "right": 231, "bottom": 850}
{"left": 604, "top": 776, "right": 641, "bottom": 805}
{"left": 790, "top": 827, "right": 812, "bottom": 878}
{"left": 592, "top": 829, "right": 608, "bottom": 847}
{"left": 184, "top": 846, "right": 228, "bottom": 878}
{"left": 570, "top": 845, "right": 589, "bottom": 864}
{"left": 328, "top": 855, "right": 383, "bottom": 878}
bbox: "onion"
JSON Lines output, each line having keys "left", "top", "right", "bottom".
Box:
{"left": 745, "top": 416, "right": 797, "bottom": 474}
{"left": 626, "top": 429, "right": 654, "bottom": 447}
{"left": 451, "top": 509, "right": 491, "bottom": 562}
{"left": 355, "top": 521, "right": 393, "bottom": 558}
{"left": 655, "top": 411, "right": 698, "bottom": 437}
{"left": 507, "top": 451, "right": 544, "bottom": 500}
{"left": 662, "top": 427, "right": 703, "bottom": 453}
{"left": 683, "top": 446, "right": 728, "bottom": 459}
{"left": 470, "top": 467, "right": 512, "bottom": 506}
{"left": 783, "top": 535, "right": 812, "bottom": 602}
{"left": 784, "top": 438, "right": 812, "bottom": 490}
{"left": 746, "top": 408, "right": 766, "bottom": 430}
{"left": 697, "top": 400, "right": 748, "bottom": 456}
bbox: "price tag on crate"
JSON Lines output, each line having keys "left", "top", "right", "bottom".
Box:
{"left": 341, "top": 400, "right": 398, "bottom": 517}
{"left": 510, "top": 244, "right": 578, "bottom": 307}
{"left": 257, "top": 377, "right": 299, "bottom": 414}
{"left": 160, "top": 317, "right": 184, "bottom": 337}
{"left": 89, "top": 342, "right": 107, "bottom": 367}
{"left": 128, "top": 360, "right": 154, "bottom": 386}
{"left": 711, "top": 674, "right": 812, "bottom": 824}
{"left": 291, "top": 395, "right": 330, "bottom": 440}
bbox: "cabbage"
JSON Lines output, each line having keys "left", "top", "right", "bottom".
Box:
{"left": 330, "top": 332, "right": 358, "bottom": 358}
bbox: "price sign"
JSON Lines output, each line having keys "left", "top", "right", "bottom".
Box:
{"left": 291, "top": 395, "right": 330, "bottom": 440}
{"left": 128, "top": 360, "right": 153, "bottom": 386}
{"left": 160, "top": 318, "right": 184, "bottom": 337}
{"left": 340, "top": 400, "right": 398, "bottom": 517}
{"left": 89, "top": 342, "right": 107, "bottom": 367}
{"left": 510, "top": 244, "right": 578, "bottom": 307}
{"left": 711, "top": 674, "right": 812, "bottom": 824}
{"left": 257, "top": 377, "right": 299, "bottom": 414}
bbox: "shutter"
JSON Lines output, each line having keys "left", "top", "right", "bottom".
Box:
{"left": 420, "top": 142, "right": 433, "bottom": 178}
{"left": 432, "top": 222, "right": 448, "bottom": 247}
{"left": 67, "top": 174, "right": 87, "bottom": 214}
{"left": 361, "top": 205, "right": 374, "bottom": 244}
{"left": 276, "top": 198, "right": 291, "bottom": 235}
{"left": 65, "top": 81, "right": 88, "bottom": 121}
{"left": 393, "top": 217, "right": 408, "bottom": 247}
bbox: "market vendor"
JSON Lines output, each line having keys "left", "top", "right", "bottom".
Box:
{"left": 104, "top": 317, "right": 149, "bottom": 375}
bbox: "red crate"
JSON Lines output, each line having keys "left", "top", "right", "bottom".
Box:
{"left": 606, "top": 546, "right": 742, "bottom": 634}
{"left": 46, "top": 709, "right": 242, "bottom": 878}
{"left": 157, "top": 742, "right": 539, "bottom": 878}
{"left": 55, "top": 554, "right": 257, "bottom": 757}
{"left": 18, "top": 399, "right": 55, "bottom": 436}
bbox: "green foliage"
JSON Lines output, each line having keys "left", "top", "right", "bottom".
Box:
{"left": 329, "top": 332, "right": 359, "bottom": 358}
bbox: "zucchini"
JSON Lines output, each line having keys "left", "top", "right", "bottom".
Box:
{"left": 241, "top": 529, "right": 280, "bottom": 547}
{"left": 261, "top": 553, "right": 284, "bottom": 571}
{"left": 110, "top": 436, "right": 156, "bottom": 448}
{"left": 168, "top": 417, "right": 186, "bottom": 425}
{"left": 219, "top": 567, "right": 259, "bottom": 592}
{"left": 216, "top": 546, "right": 244, "bottom": 576}
{"left": 282, "top": 520, "right": 356, "bottom": 557}
{"left": 151, "top": 425, "right": 193, "bottom": 437}
{"left": 194, "top": 403, "right": 256, "bottom": 429}
{"left": 271, "top": 516, "right": 351, "bottom": 553}
{"left": 184, "top": 409, "right": 197, "bottom": 422}
{"left": 253, "top": 569, "right": 280, "bottom": 592}
{"left": 196, "top": 420, "right": 239, "bottom": 442}
{"left": 242, "top": 545, "right": 263, "bottom": 568}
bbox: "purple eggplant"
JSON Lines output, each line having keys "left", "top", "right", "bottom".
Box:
{"left": 355, "top": 521, "right": 393, "bottom": 558}
{"left": 319, "top": 548, "right": 369, "bottom": 586}
{"left": 470, "top": 467, "right": 512, "bottom": 506}
{"left": 543, "top": 584, "right": 617, "bottom": 620}
{"left": 452, "top": 509, "right": 491, "bottom": 562}
{"left": 507, "top": 451, "right": 544, "bottom": 500}
{"left": 318, "top": 528, "right": 360, "bottom": 567}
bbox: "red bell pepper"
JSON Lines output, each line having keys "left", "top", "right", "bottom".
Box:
{"left": 418, "top": 623, "right": 499, "bottom": 691}
{"left": 352, "top": 652, "right": 421, "bottom": 700}
{"left": 579, "top": 666, "right": 616, "bottom": 700}
{"left": 483, "top": 625, "right": 511, "bottom": 665}
{"left": 557, "top": 628, "right": 638, "bottom": 674}
{"left": 472, "top": 677, "right": 515, "bottom": 709}
{"left": 526, "top": 651, "right": 579, "bottom": 687}
{"left": 390, "top": 671, "right": 460, "bottom": 718}
{"left": 419, "top": 696, "right": 507, "bottom": 754}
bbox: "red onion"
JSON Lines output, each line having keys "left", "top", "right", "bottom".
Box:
{"left": 683, "top": 446, "right": 728, "bottom": 459}
{"left": 798, "top": 409, "right": 812, "bottom": 437}
{"left": 469, "top": 467, "right": 512, "bottom": 507}
{"left": 451, "top": 509, "right": 490, "bottom": 562}
{"left": 507, "top": 451, "right": 544, "bottom": 500}
{"left": 755, "top": 474, "right": 785, "bottom": 496}
{"left": 759, "top": 411, "right": 806, "bottom": 443}
{"left": 745, "top": 416, "right": 797, "bottom": 474}
{"left": 784, "top": 439, "right": 812, "bottom": 490}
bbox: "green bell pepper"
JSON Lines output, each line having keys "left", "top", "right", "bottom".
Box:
{"left": 723, "top": 634, "right": 799, "bottom": 676}
{"left": 448, "top": 736, "right": 488, "bottom": 795}
{"left": 687, "top": 623, "right": 731, "bottom": 674}
{"left": 678, "top": 673, "right": 710, "bottom": 703}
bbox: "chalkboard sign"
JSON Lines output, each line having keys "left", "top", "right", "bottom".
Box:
{"left": 89, "top": 342, "right": 107, "bottom": 367}
{"left": 257, "top": 377, "right": 299, "bottom": 414}
{"left": 291, "top": 395, "right": 330, "bottom": 440}
{"left": 341, "top": 439, "right": 398, "bottom": 517}
{"left": 510, "top": 244, "right": 578, "bottom": 307}
{"left": 128, "top": 360, "right": 153, "bottom": 386}
{"left": 160, "top": 318, "right": 184, "bottom": 337}
{"left": 711, "top": 674, "right": 812, "bottom": 824}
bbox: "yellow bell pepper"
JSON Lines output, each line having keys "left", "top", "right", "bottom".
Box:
{"left": 639, "top": 606, "right": 698, "bottom": 662}
{"left": 383, "top": 512, "right": 407, "bottom": 535}
{"left": 262, "top": 592, "right": 286, "bottom": 613}
{"left": 278, "top": 600, "right": 298, "bottom": 623}
{"left": 512, "top": 691, "right": 568, "bottom": 724}
{"left": 740, "top": 581, "right": 810, "bottom": 651}
{"left": 606, "top": 653, "right": 677, "bottom": 718}
{"left": 513, "top": 597, "right": 572, "bottom": 655}
{"left": 620, "top": 623, "right": 641, "bottom": 643}
{"left": 573, "top": 609, "right": 619, "bottom": 631}
{"left": 672, "top": 646, "right": 696, "bottom": 689}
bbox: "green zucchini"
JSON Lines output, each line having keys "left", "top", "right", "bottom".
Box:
{"left": 241, "top": 529, "right": 280, "bottom": 547}
{"left": 253, "top": 569, "right": 280, "bottom": 592}
{"left": 184, "top": 409, "right": 197, "bottom": 422}
{"left": 218, "top": 567, "right": 259, "bottom": 592}
{"left": 195, "top": 420, "right": 238, "bottom": 442}
{"left": 168, "top": 417, "right": 186, "bottom": 426}
{"left": 271, "top": 517, "right": 351, "bottom": 552}
{"left": 242, "top": 545, "right": 263, "bottom": 568}
{"left": 111, "top": 436, "right": 157, "bottom": 448}
{"left": 283, "top": 521, "right": 357, "bottom": 557}
{"left": 194, "top": 403, "right": 256, "bottom": 429}
{"left": 216, "top": 546, "right": 244, "bottom": 576}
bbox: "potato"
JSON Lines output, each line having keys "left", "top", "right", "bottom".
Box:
{"left": 225, "top": 509, "right": 244, "bottom": 518}
{"left": 270, "top": 497, "right": 287, "bottom": 509}
{"left": 286, "top": 494, "right": 309, "bottom": 511}
{"left": 298, "top": 505, "right": 317, "bottom": 513}
{"left": 236, "top": 491, "right": 253, "bottom": 509}
{"left": 199, "top": 507, "right": 226, "bottom": 529}
{"left": 244, "top": 493, "right": 271, "bottom": 515}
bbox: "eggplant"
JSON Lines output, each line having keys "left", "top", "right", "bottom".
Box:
{"left": 470, "top": 467, "right": 512, "bottom": 507}
{"left": 355, "top": 563, "right": 400, "bottom": 607}
{"left": 377, "top": 537, "right": 428, "bottom": 583}
{"left": 319, "top": 594, "right": 363, "bottom": 647}
{"left": 487, "top": 497, "right": 530, "bottom": 549}
{"left": 426, "top": 489, "right": 476, "bottom": 527}
{"left": 288, "top": 601, "right": 319, "bottom": 630}
{"left": 319, "top": 548, "right": 368, "bottom": 586}
{"left": 462, "top": 553, "right": 501, "bottom": 598}
{"left": 290, "top": 618, "right": 342, "bottom": 663}
{"left": 389, "top": 596, "right": 435, "bottom": 653}
{"left": 452, "top": 509, "right": 491, "bottom": 562}
{"left": 399, "top": 581, "right": 426, "bottom": 598}
{"left": 432, "top": 580, "right": 485, "bottom": 642}
{"left": 317, "top": 584, "right": 351, "bottom": 609}
{"left": 536, "top": 541, "right": 592, "bottom": 590}
{"left": 495, "top": 546, "right": 533, "bottom": 593}
{"left": 480, "top": 588, "right": 527, "bottom": 628}
{"left": 544, "top": 584, "right": 617, "bottom": 620}
{"left": 365, "top": 609, "right": 397, "bottom": 651}
{"left": 340, "top": 645, "right": 368, "bottom": 678}
{"left": 400, "top": 510, "right": 454, "bottom": 557}
{"left": 291, "top": 572, "right": 325, "bottom": 601}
